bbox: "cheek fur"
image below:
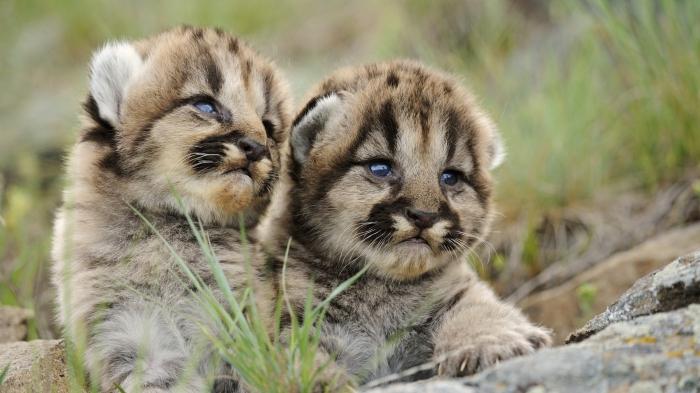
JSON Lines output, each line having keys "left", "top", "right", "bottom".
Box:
{"left": 325, "top": 169, "right": 393, "bottom": 214}
{"left": 321, "top": 169, "right": 393, "bottom": 248}
{"left": 449, "top": 199, "right": 486, "bottom": 240}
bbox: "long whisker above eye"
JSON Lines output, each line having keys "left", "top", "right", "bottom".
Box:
{"left": 192, "top": 160, "right": 217, "bottom": 166}
{"left": 187, "top": 152, "right": 222, "bottom": 158}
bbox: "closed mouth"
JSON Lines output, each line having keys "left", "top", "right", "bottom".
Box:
{"left": 222, "top": 167, "right": 251, "bottom": 178}
{"left": 399, "top": 236, "right": 429, "bottom": 246}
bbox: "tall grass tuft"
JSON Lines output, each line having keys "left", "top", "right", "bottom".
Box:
{"left": 589, "top": 0, "right": 700, "bottom": 187}
{"left": 0, "top": 363, "right": 9, "bottom": 386}
{"left": 128, "top": 195, "right": 365, "bottom": 392}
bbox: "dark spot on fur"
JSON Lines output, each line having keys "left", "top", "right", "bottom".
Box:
{"left": 444, "top": 109, "right": 460, "bottom": 163}
{"left": 228, "top": 37, "right": 240, "bottom": 54}
{"left": 264, "top": 255, "right": 282, "bottom": 275}
{"left": 203, "top": 50, "right": 223, "bottom": 95}
{"left": 443, "top": 82, "right": 453, "bottom": 95}
{"left": 387, "top": 73, "right": 400, "bottom": 87}
{"left": 360, "top": 197, "right": 412, "bottom": 247}
{"left": 378, "top": 100, "right": 399, "bottom": 154}
{"left": 213, "top": 377, "right": 240, "bottom": 393}
{"left": 242, "top": 59, "right": 253, "bottom": 88}
{"left": 256, "top": 167, "right": 278, "bottom": 197}
{"left": 81, "top": 125, "right": 115, "bottom": 146}
{"left": 191, "top": 27, "right": 204, "bottom": 40}
{"left": 261, "top": 69, "right": 274, "bottom": 114}
{"left": 187, "top": 131, "right": 243, "bottom": 174}
{"left": 419, "top": 96, "right": 431, "bottom": 152}
{"left": 99, "top": 151, "right": 123, "bottom": 176}
{"left": 262, "top": 119, "right": 275, "bottom": 139}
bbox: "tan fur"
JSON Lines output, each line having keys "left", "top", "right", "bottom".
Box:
{"left": 260, "top": 60, "right": 550, "bottom": 388}
{"left": 52, "top": 26, "right": 290, "bottom": 392}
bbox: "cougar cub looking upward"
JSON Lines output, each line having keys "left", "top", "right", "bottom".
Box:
{"left": 261, "top": 60, "right": 550, "bottom": 387}
{"left": 52, "top": 26, "right": 290, "bottom": 392}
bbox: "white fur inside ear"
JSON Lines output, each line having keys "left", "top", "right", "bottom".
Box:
{"left": 489, "top": 130, "right": 506, "bottom": 170}
{"left": 89, "top": 42, "right": 143, "bottom": 127}
{"left": 291, "top": 93, "right": 343, "bottom": 164}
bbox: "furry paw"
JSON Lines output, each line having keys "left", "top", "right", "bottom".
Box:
{"left": 434, "top": 322, "right": 551, "bottom": 377}
{"left": 311, "top": 362, "right": 356, "bottom": 393}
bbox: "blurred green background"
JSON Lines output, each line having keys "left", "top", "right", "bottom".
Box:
{"left": 1, "top": 0, "right": 699, "bottom": 339}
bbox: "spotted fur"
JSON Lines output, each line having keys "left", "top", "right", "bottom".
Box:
{"left": 52, "top": 26, "right": 291, "bottom": 392}
{"left": 260, "top": 60, "right": 549, "bottom": 388}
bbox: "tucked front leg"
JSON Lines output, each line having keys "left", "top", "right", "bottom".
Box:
{"left": 432, "top": 276, "right": 551, "bottom": 377}
{"left": 87, "top": 301, "right": 208, "bottom": 392}
{"left": 276, "top": 325, "right": 356, "bottom": 393}
{"left": 309, "top": 347, "right": 356, "bottom": 393}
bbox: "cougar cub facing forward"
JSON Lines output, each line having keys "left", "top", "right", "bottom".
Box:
{"left": 261, "top": 60, "right": 550, "bottom": 386}
{"left": 52, "top": 26, "right": 290, "bottom": 391}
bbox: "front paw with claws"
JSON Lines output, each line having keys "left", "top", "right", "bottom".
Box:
{"left": 311, "top": 358, "right": 357, "bottom": 393}
{"left": 434, "top": 323, "right": 551, "bottom": 377}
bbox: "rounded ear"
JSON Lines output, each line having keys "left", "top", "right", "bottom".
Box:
{"left": 487, "top": 128, "right": 506, "bottom": 170}
{"left": 475, "top": 110, "right": 505, "bottom": 170}
{"left": 290, "top": 92, "right": 344, "bottom": 165}
{"left": 89, "top": 42, "right": 144, "bottom": 128}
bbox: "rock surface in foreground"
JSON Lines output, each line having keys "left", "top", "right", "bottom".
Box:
{"left": 0, "top": 340, "right": 68, "bottom": 393}
{"left": 368, "top": 306, "right": 700, "bottom": 393}
{"left": 0, "top": 306, "right": 33, "bottom": 344}
{"left": 466, "top": 305, "right": 700, "bottom": 393}
{"left": 368, "top": 251, "right": 700, "bottom": 393}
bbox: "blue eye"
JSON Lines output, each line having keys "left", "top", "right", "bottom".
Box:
{"left": 440, "top": 170, "right": 460, "bottom": 186}
{"left": 194, "top": 100, "right": 217, "bottom": 114}
{"left": 368, "top": 162, "right": 392, "bottom": 177}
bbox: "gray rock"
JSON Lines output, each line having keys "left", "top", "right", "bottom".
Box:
{"left": 366, "top": 251, "right": 700, "bottom": 393}
{"left": 0, "top": 340, "right": 68, "bottom": 393}
{"left": 0, "top": 306, "right": 33, "bottom": 343}
{"left": 363, "top": 380, "right": 476, "bottom": 393}
{"left": 568, "top": 251, "right": 700, "bottom": 343}
{"left": 366, "top": 305, "right": 700, "bottom": 393}
{"left": 463, "top": 305, "right": 700, "bottom": 393}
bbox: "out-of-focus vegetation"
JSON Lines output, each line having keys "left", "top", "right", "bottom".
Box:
{"left": 1, "top": 0, "right": 699, "bottom": 338}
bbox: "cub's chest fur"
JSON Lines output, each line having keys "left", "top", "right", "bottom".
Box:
{"left": 310, "top": 269, "right": 442, "bottom": 382}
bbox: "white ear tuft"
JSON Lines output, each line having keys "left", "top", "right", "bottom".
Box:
{"left": 89, "top": 42, "right": 143, "bottom": 127}
{"left": 488, "top": 130, "right": 506, "bottom": 170}
{"left": 291, "top": 92, "right": 343, "bottom": 165}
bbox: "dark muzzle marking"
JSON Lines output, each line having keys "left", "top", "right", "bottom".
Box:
{"left": 188, "top": 131, "right": 244, "bottom": 174}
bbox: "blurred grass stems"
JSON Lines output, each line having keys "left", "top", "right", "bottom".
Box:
{"left": 588, "top": 0, "right": 700, "bottom": 186}
{"left": 0, "top": 363, "right": 9, "bottom": 385}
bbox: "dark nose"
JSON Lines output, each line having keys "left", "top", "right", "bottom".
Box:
{"left": 237, "top": 138, "right": 267, "bottom": 162}
{"left": 405, "top": 207, "right": 439, "bottom": 229}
